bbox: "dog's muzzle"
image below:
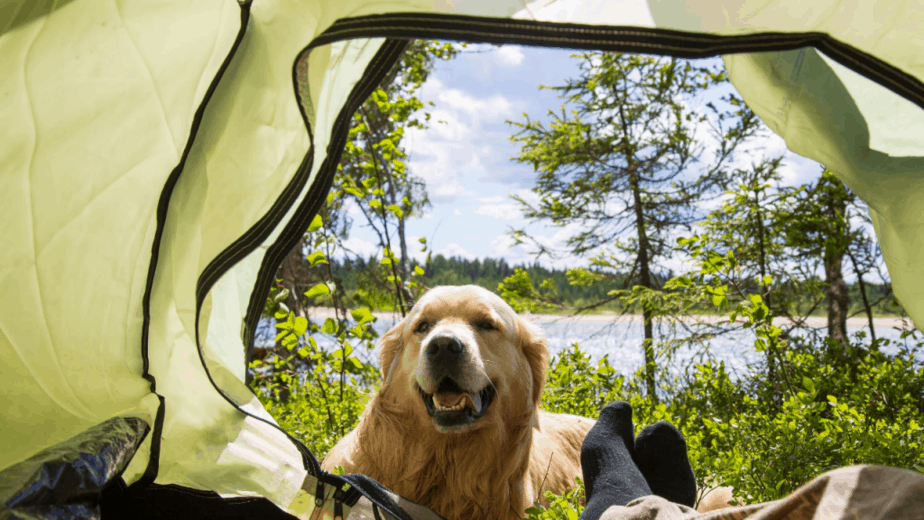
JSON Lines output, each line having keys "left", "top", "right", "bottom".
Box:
{"left": 418, "top": 378, "right": 496, "bottom": 431}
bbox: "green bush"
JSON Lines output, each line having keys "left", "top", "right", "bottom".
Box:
{"left": 700, "top": 335, "right": 924, "bottom": 504}
{"left": 249, "top": 309, "right": 380, "bottom": 461}
{"left": 252, "top": 314, "right": 924, "bottom": 517}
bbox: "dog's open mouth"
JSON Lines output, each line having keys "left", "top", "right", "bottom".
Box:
{"left": 418, "top": 378, "right": 496, "bottom": 431}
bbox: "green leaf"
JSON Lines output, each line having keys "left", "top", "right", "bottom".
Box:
{"left": 304, "top": 283, "right": 330, "bottom": 299}
{"left": 322, "top": 318, "right": 338, "bottom": 334}
{"left": 293, "top": 316, "right": 308, "bottom": 337}
{"left": 307, "top": 214, "right": 323, "bottom": 233}
{"left": 343, "top": 185, "right": 365, "bottom": 197}
{"left": 414, "top": 265, "right": 425, "bottom": 276}
{"left": 386, "top": 204, "right": 404, "bottom": 218}
{"left": 306, "top": 251, "right": 327, "bottom": 266}
{"left": 802, "top": 377, "right": 816, "bottom": 394}
{"left": 350, "top": 307, "right": 375, "bottom": 324}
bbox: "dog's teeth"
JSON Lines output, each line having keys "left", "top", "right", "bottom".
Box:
{"left": 472, "top": 394, "right": 483, "bottom": 413}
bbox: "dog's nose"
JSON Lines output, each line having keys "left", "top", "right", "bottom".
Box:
{"left": 425, "top": 335, "right": 465, "bottom": 365}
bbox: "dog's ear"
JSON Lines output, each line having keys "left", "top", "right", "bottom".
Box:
{"left": 517, "top": 317, "right": 549, "bottom": 408}
{"left": 379, "top": 319, "right": 405, "bottom": 383}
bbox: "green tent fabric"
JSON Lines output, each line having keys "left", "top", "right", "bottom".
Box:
{"left": 1, "top": 0, "right": 922, "bottom": 518}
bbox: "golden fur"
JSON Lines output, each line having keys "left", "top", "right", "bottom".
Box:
{"left": 322, "top": 285, "right": 733, "bottom": 519}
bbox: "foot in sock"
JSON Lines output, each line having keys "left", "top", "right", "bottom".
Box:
{"left": 578, "top": 401, "right": 652, "bottom": 520}
{"left": 633, "top": 421, "right": 697, "bottom": 508}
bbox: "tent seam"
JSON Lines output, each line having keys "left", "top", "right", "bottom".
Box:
{"left": 196, "top": 39, "right": 407, "bottom": 480}
{"left": 188, "top": 0, "right": 230, "bottom": 145}
{"left": 111, "top": 0, "right": 180, "bottom": 156}
{"left": 240, "top": 40, "right": 408, "bottom": 350}
{"left": 195, "top": 45, "right": 406, "bottom": 291}
{"left": 22, "top": 11, "right": 97, "bottom": 421}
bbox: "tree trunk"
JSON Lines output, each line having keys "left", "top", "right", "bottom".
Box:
{"left": 824, "top": 249, "right": 849, "bottom": 347}
{"left": 752, "top": 185, "right": 778, "bottom": 406}
{"left": 395, "top": 204, "right": 415, "bottom": 309}
{"left": 629, "top": 168, "right": 658, "bottom": 403}
{"left": 821, "top": 177, "right": 851, "bottom": 363}
{"left": 377, "top": 134, "right": 414, "bottom": 308}
{"left": 847, "top": 249, "right": 877, "bottom": 347}
{"left": 281, "top": 237, "right": 311, "bottom": 319}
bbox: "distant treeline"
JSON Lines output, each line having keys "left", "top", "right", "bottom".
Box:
{"left": 318, "top": 253, "right": 900, "bottom": 317}
{"left": 331, "top": 253, "right": 664, "bottom": 309}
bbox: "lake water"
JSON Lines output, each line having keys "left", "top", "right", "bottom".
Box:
{"left": 254, "top": 316, "right": 920, "bottom": 380}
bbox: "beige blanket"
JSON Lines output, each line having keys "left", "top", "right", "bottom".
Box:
{"left": 601, "top": 465, "right": 924, "bottom": 520}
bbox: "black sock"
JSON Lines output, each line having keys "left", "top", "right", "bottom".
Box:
{"left": 578, "top": 401, "right": 652, "bottom": 520}
{"left": 632, "top": 421, "right": 697, "bottom": 508}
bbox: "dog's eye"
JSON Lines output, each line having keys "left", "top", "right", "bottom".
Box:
{"left": 476, "top": 320, "right": 495, "bottom": 331}
{"left": 415, "top": 321, "right": 430, "bottom": 334}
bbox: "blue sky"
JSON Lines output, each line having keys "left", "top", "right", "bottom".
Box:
{"left": 337, "top": 43, "right": 879, "bottom": 281}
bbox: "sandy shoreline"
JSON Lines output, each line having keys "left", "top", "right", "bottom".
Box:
{"left": 303, "top": 307, "right": 915, "bottom": 330}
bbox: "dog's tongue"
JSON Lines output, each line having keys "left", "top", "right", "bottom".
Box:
{"left": 434, "top": 392, "right": 481, "bottom": 412}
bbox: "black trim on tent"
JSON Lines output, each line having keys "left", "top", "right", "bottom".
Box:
{"left": 309, "top": 12, "right": 924, "bottom": 112}
{"left": 190, "top": 38, "right": 409, "bottom": 477}
{"left": 134, "top": 1, "right": 252, "bottom": 488}
{"left": 238, "top": 38, "right": 410, "bottom": 385}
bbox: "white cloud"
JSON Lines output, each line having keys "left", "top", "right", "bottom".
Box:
{"left": 336, "top": 236, "right": 379, "bottom": 260}
{"left": 454, "top": 209, "right": 461, "bottom": 215}
{"left": 436, "top": 243, "right": 477, "bottom": 260}
{"left": 426, "top": 108, "right": 471, "bottom": 140}
{"left": 495, "top": 46, "right": 525, "bottom": 68}
{"left": 489, "top": 235, "right": 532, "bottom": 267}
{"left": 478, "top": 196, "right": 506, "bottom": 203}
{"left": 439, "top": 91, "right": 513, "bottom": 121}
{"left": 431, "top": 182, "right": 476, "bottom": 203}
{"left": 399, "top": 71, "right": 533, "bottom": 207}
{"left": 475, "top": 203, "right": 522, "bottom": 220}
{"left": 511, "top": 188, "right": 542, "bottom": 209}
{"left": 423, "top": 78, "right": 514, "bottom": 123}
{"left": 491, "top": 220, "right": 601, "bottom": 271}
{"left": 344, "top": 199, "right": 363, "bottom": 216}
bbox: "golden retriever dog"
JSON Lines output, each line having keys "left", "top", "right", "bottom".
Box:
{"left": 322, "top": 285, "right": 733, "bottom": 519}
